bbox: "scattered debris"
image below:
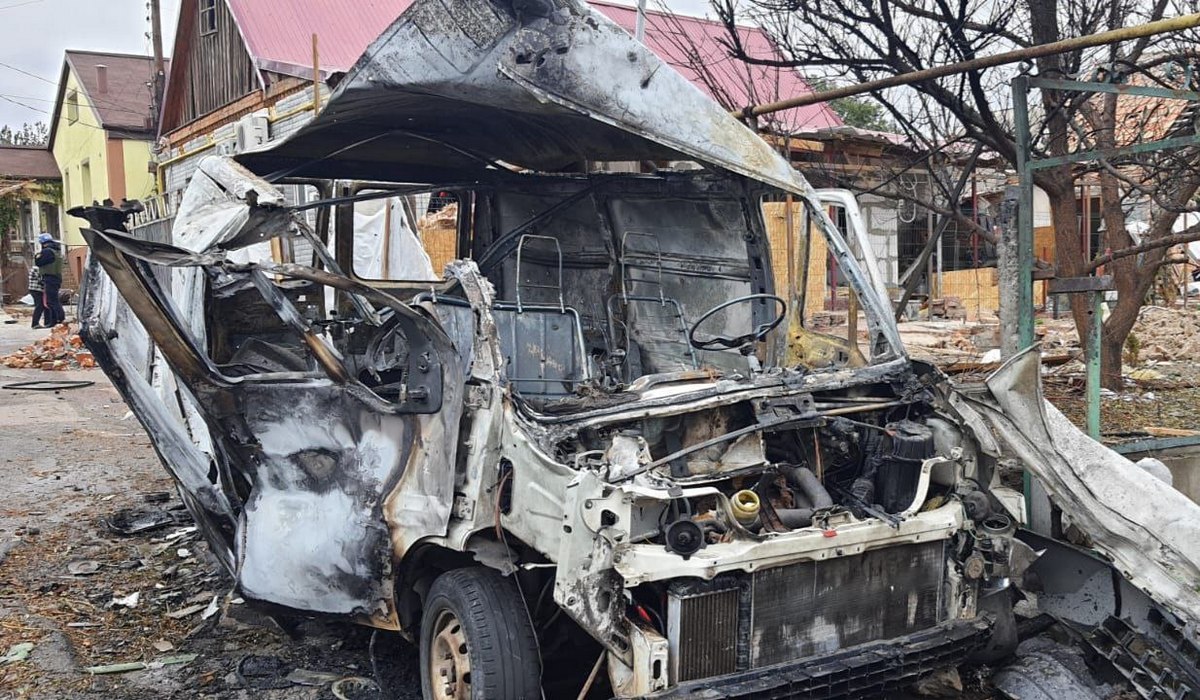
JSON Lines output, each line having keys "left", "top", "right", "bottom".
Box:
{"left": 0, "top": 323, "right": 96, "bottom": 370}
{"left": 83, "top": 653, "right": 198, "bottom": 675}
{"left": 928, "top": 296, "right": 968, "bottom": 321}
{"left": 912, "top": 666, "right": 963, "bottom": 697}
{"left": 286, "top": 668, "right": 343, "bottom": 686}
{"left": 164, "top": 602, "right": 209, "bottom": 619}
{"left": 152, "top": 640, "right": 175, "bottom": 652}
{"left": 66, "top": 560, "right": 102, "bottom": 576}
{"left": 1128, "top": 367, "right": 1165, "bottom": 382}
{"left": 1131, "top": 306, "right": 1200, "bottom": 362}
{"left": 2, "top": 379, "right": 96, "bottom": 391}
{"left": 105, "top": 507, "right": 180, "bottom": 536}
{"left": 1142, "top": 426, "right": 1200, "bottom": 437}
{"left": 2, "top": 642, "right": 34, "bottom": 664}
{"left": 236, "top": 654, "right": 294, "bottom": 690}
{"left": 331, "top": 676, "right": 381, "bottom": 700}
{"left": 201, "top": 595, "right": 220, "bottom": 620}
{"left": 992, "top": 638, "right": 1116, "bottom": 700}
{"left": 111, "top": 591, "right": 140, "bottom": 608}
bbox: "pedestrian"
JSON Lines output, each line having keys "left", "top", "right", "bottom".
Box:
{"left": 34, "top": 233, "right": 65, "bottom": 327}
{"left": 26, "top": 264, "right": 47, "bottom": 328}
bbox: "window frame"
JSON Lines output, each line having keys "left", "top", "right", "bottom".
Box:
{"left": 340, "top": 185, "right": 467, "bottom": 285}
{"left": 199, "top": 0, "right": 217, "bottom": 36}
{"left": 66, "top": 90, "right": 79, "bottom": 124}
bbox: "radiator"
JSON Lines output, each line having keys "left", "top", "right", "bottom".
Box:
{"left": 667, "top": 540, "right": 947, "bottom": 683}
{"left": 667, "top": 586, "right": 740, "bottom": 682}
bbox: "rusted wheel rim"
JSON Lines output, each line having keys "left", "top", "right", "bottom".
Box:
{"left": 429, "top": 609, "right": 471, "bottom": 700}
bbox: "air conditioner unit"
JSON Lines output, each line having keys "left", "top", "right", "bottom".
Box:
{"left": 214, "top": 140, "right": 236, "bottom": 156}
{"left": 234, "top": 114, "right": 270, "bottom": 153}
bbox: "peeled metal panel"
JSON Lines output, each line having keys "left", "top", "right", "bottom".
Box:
{"left": 750, "top": 541, "right": 945, "bottom": 668}
{"left": 669, "top": 588, "right": 739, "bottom": 682}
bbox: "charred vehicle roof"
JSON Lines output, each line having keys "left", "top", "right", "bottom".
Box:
{"left": 72, "top": 0, "right": 1200, "bottom": 697}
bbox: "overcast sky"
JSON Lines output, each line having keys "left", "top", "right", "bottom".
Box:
{"left": 0, "top": 0, "right": 715, "bottom": 135}
{"left": 0, "top": 0, "right": 180, "bottom": 130}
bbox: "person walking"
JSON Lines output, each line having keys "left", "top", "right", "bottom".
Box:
{"left": 26, "top": 264, "right": 46, "bottom": 328}
{"left": 34, "top": 233, "right": 65, "bottom": 327}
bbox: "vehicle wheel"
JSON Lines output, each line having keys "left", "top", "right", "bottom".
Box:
{"left": 419, "top": 567, "right": 541, "bottom": 700}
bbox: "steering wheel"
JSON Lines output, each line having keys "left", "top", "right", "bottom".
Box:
{"left": 688, "top": 294, "right": 787, "bottom": 351}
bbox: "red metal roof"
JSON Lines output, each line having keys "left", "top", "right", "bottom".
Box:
{"left": 225, "top": 0, "right": 409, "bottom": 79}
{"left": 0, "top": 146, "right": 60, "bottom": 180}
{"left": 220, "top": 0, "right": 837, "bottom": 132}
{"left": 590, "top": 1, "right": 841, "bottom": 133}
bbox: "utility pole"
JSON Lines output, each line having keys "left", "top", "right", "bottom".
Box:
{"left": 149, "top": 0, "right": 166, "bottom": 131}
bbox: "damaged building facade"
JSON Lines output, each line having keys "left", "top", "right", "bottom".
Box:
{"left": 74, "top": 0, "right": 1200, "bottom": 698}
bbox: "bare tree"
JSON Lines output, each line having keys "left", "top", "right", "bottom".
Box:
{"left": 651, "top": 1, "right": 997, "bottom": 304}
{"left": 711, "top": 0, "right": 1200, "bottom": 387}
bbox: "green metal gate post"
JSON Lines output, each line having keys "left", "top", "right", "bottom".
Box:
{"left": 1012, "top": 75, "right": 1036, "bottom": 351}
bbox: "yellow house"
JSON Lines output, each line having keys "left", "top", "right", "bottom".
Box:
{"left": 49, "top": 51, "right": 162, "bottom": 281}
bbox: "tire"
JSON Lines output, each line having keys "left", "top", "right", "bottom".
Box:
{"left": 419, "top": 567, "right": 542, "bottom": 700}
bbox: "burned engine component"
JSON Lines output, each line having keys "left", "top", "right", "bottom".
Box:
{"left": 773, "top": 465, "right": 834, "bottom": 529}
{"left": 664, "top": 519, "right": 705, "bottom": 559}
{"left": 730, "top": 490, "right": 760, "bottom": 526}
{"left": 878, "top": 420, "right": 935, "bottom": 512}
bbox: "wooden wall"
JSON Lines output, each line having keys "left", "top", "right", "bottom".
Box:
{"left": 179, "top": 0, "right": 258, "bottom": 127}
{"left": 762, "top": 201, "right": 828, "bottom": 317}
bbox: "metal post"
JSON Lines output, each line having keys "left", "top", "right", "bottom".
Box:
{"left": 1012, "top": 75, "right": 1036, "bottom": 350}
{"left": 926, "top": 206, "right": 934, "bottom": 320}
{"left": 1087, "top": 290, "right": 1103, "bottom": 439}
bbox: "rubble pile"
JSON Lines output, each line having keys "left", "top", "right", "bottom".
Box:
{"left": 0, "top": 323, "right": 95, "bottom": 370}
{"left": 1130, "top": 306, "right": 1200, "bottom": 362}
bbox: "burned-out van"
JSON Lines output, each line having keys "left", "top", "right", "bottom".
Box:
{"left": 74, "top": 0, "right": 1200, "bottom": 697}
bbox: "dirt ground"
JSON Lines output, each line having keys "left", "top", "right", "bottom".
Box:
{"left": 0, "top": 313, "right": 421, "bottom": 700}
{"left": 892, "top": 304, "right": 1200, "bottom": 439}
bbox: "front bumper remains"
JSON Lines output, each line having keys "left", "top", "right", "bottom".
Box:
{"left": 644, "top": 617, "right": 993, "bottom": 699}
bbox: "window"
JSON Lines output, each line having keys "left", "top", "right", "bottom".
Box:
{"left": 66, "top": 90, "right": 78, "bottom": 124}
{"left": 199, "top": 0, "right": 217, "bottom": 35}
{"left": 80, "top": 161, "right": 92, "bottom": 207}
{"left": 352, "top": 190, "right": 462, "bottom": 282}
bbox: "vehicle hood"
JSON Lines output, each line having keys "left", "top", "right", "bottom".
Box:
{"left": 235, "top": 0, "right": 814, "bottom": 196}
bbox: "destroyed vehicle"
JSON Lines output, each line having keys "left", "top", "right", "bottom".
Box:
{"left": 74, "top": 0, "right": 1200, "bottom": 697}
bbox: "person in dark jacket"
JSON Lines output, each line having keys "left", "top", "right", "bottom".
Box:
{"left": 26, "top": 265, "right": 47, "bottom": 328}
{"left": 34, "top": 233, "right": 65, "bottom": 327}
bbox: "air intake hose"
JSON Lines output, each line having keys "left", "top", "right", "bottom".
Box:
{"left": 784, "top": 466, "right": 833, "bottom": 509}
{"left": 776, "top": 466, "right": 833, "bottom": 529}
